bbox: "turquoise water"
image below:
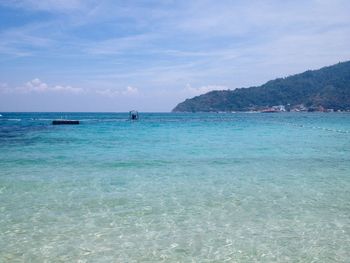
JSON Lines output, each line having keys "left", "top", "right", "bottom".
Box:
{"left": 0, "top": 112, "right": 350, "bottom": 262}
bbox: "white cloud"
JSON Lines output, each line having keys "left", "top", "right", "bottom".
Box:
{"left": 122, "top": 86, "right": 138, "bottom": 95}
{"left": 0, "top": 78, "right": 83, "bottom": 94}
{"left": 24, "top": 78, "right": 48, "bottom": 92}
{"left": 24, "top": 78, "right": 83, "bottom": 93}
{"left": 184, "top": 84, "right": 228, "bottom": 96}
{"left": 50, "top": 85, "right": 83, "bottom": 93}
{"left": 95, "top": 88, "right": 119, "bottom": 97}
{"left": 95, "top": 86, "right": 139, "bottom": 97}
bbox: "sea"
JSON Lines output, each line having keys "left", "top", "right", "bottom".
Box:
{"left": 0, "top": 112, "right": 349, "bottom": 262}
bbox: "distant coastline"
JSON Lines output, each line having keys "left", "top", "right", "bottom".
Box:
{"left": 182, "top": 104, "right": 350, "bottom": 114}
{"left": 173, "top": 61, "right": 350, "bottom": 113}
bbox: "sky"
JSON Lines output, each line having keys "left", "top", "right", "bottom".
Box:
{"left": 0, "top": 0, "right": 350, "bottom": 112}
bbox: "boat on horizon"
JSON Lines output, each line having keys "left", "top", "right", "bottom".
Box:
{"left": 261, "top": 109, "right": 279, "bottom": 113}
{"left": 129, "top": 110, "right": 139, "bottom": 120}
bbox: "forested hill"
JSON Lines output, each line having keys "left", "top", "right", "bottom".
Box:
{"left": 172, "top": 61, "right": 350, "bottom": 112}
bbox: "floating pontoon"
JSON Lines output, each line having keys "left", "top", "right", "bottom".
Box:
{"left": 52, "top": 120, "right": 80, "bottom": 125}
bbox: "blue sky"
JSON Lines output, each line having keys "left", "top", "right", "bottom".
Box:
{"left": 0, "top": 0, "right": 350, "bottom": 112}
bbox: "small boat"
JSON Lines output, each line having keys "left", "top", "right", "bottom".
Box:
{"left": 261, "top": 109, "right": 279, "bottom": 113}
{"left": 52, "top": 120, "right": 80, "bottom": 125}
{"left": 129, "top": 110, "right": 139, "bottom": 120}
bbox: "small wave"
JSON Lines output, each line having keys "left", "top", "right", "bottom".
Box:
{"left": 30, "top": 118, "right": 53, "bottom": 121}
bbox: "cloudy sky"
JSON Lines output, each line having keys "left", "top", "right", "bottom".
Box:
{"left": 0, "top": 0, "right": 349, "bottom": 112}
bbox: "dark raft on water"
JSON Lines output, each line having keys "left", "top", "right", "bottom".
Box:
{"left": 52, "top": 120, "right": 80, "bottom": 125}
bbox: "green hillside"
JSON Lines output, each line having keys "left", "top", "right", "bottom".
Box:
{"left": 172, "top": 61, "right": 350, "bottom": 112}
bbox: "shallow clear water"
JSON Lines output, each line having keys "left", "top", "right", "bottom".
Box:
{"left": 0, "top": 112, "right": 349, "bottom": 262}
